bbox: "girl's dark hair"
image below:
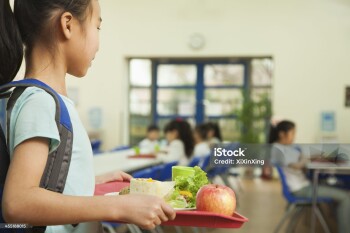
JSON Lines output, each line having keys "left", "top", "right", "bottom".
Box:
{"left": 269, "top": 120, "right": 295, "bottom": 143}
{"left": 194, "top": 124, "right": 208, "bottom": 141}
{"left": 164, "top": 119, "right": 194, "bottom": 158}
{"left": 0, "top": 0, "right": 92, "bottom": 85}
{"left": 206, "top": 122, "right": 222, "bottom": 141}
{"left": 147, "top": 124, "right": 159, "bottom": 132}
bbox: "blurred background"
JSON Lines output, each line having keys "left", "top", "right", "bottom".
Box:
{"left": 24, "top": 0, "right": 349, "bottom": 149}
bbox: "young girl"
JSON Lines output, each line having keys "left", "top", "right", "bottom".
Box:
{"left": 270, "top": 120, "right": 350, "bottom": 233}
{"left": 161, "top": 119, "right": 194, "bottom": 166}
{"left": 193, "top": 124, "right": 210, "bottom": 158}
{"left": 138, "top": 124, "right": 160, "bottom": 153}
{"left": 0, "top": 0, "right": 175, "bottom": 232}
{"left": 205, "top": 122, "right": 222, "bottom": 147}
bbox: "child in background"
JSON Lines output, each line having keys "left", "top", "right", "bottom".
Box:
{"left": 206, "top": 122, "right": 222, "bottom": 147}
{"left": 0, "top": 0, "right": 175, "bottom": 232}
{"left": 139, "top": 125, "right": 160, "bottom": 153}
{"left": 270, "top": 120, "right": 350, "bottom": 233}
{"left": 161, "top": 119, "right": 194, "bottom": 166}
{"left": 193, "top": 124, "right": 211, "bottom": 157}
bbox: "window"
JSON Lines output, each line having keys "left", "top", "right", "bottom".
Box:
{"left": 129, "top": 58, "right": 273, "bottom": 145}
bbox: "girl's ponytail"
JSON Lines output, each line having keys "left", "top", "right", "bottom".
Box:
{"left": 164, "top": 119, "right": 194, "bottom": 158}
{"left": 0, "top": 0, "right": 23, "bottom": 85}
{"left": 268, "top": 125, "right": 278, "bottom": 143}
{"left": 268, "top": 120, "right": 296, "bottom": 143}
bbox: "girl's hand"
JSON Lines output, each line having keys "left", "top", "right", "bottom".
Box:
{"left": 95, "top": 171, "right": 133, "bottom": 184}
{"left": 117, "top": 194, "right": 176, "bottom": 229}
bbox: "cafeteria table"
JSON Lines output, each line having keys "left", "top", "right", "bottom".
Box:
{"left": 307, "top": 162, "right": 350, "bottom": 233}
{"left": 93, "top": 149, "right": 162, "bottom": 175}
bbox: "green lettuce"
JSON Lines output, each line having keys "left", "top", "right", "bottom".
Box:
{"left": 171, "top": 166, "right": 209, "bottom": 208}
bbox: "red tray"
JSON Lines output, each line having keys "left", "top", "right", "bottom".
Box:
{"left": 95, "top": 181, "right": 248, "bottom": 228}
{"left": 127, "top": 154, "right": 156, "bottom": 159}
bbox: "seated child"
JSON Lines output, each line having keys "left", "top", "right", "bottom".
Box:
{"left": 193, "top": 124, "right": 211, "bottom": 157}
{"left": 270, "top": 120, "right": 350, "bottom": 233}
{"left": 205, "top": 122, "right": 222, "bottom": 147}
{"left": 139, "top": 125, "right": 160, "bottom": 153}
{"left": 160, "top": 119, "right": 194, "bottom": 166}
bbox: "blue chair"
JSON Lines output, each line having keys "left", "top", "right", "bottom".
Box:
{"left": 150, "top": 164, "right": 165, "bottom": 180}
{"left": 274, "top": 166, "right": 332, "bottom": 233}
{"left": 91, "top": 139, "right": 103, "bottom": 155}
{"left": 199, "top": 154, "right": 210, "bottom": 170}
{"left": 132, "top": 168, "right": 154, "bottom": 178}
{"left": 132, "top": 164, "right": 165, "bottom": 180}
{"left": 188, "top": 156, "right": 201, "bottom": 167}
{"left": 110, "top": 145, "right": 130, "bottom": 152}
{"left": 158, "top": 161, "right": 178, "bottom": 181}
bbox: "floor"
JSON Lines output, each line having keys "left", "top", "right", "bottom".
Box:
{"left": 112, "top": 176, "right": 338, "bottom": 233}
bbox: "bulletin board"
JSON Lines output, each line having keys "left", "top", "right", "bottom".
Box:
{"left": 346, "top": 86, "right": 350, "bottom": 107}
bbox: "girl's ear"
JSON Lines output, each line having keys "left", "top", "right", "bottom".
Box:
{"left": 278, "top": 131, "right": 285, "bottom": 141}
{"left": 174, "top": 130, "right": 179, "bottom": 139}
{"left": 60, "top": 12, "right": 74, "bottom": 39}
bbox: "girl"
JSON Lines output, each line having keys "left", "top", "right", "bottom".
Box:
{"left": 193, "top": 124, "right": 210, "bottom": 158}
{"left": 205, "top": 122, "right": 222, "bottom": 147}
{"left": 0, "top": 0, "right": 175, "bottom": 232}
{"left": 138, "top": 125, "right": 160, "bottom": 153}
{"left": 161, "top": 119, "right": 194, "bottom": 166}
{"left": 270, "top": 120, "right": 350, "bottom": 233}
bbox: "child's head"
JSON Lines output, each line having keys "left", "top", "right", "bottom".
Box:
{"left": 146, "top": 125, "right": 160, "bottom": 141}
{"left": 206, "top": 122, "right": 222, "bottom": 141}
{"left": 194, "top": 124, "right": 208, "bottom": 144}
{"left": 269, "top": 120, "right": 296, "bottom": 144}
{"left": 164, "top": 119, "right": 194, "bottom": 157}
{"left": 0, "top": 0, "right": 101, "bottom": 84}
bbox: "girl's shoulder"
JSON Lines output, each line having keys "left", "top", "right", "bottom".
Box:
{"left": 15, "top": 86, "right": 56, "bottom": 108}
{"left": 170, "top": 139, "right": 185, "bottom": 147}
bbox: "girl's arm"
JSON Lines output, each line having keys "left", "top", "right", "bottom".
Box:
{"left": 2, "top": 138, "right": 175, "bottom": 229}
{"left": 288, "top": 154, "right": 309, "bottom": 170}
{"left": 95, "top": 171, "right": 132, "bottom": 184}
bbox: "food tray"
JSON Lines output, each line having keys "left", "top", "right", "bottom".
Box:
{"left": 95, "top": 181, "right": 248, "bottom": 228}
{"left": 127, "top": 154, "right": 156, "bottom": 159}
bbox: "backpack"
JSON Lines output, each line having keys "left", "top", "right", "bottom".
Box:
{"left": 0, "top": 79, "right": 75, "bottom": 233}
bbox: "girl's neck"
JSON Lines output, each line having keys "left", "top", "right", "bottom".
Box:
{"left": 276, "top": 140, "right": 290, "bottom": 145}
{"left": 25, "top": 45, "right": 68, "bottom": 96}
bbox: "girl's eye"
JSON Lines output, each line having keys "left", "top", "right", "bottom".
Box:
{"left": 97, "top": 27, "right": 101, "bottom": 30}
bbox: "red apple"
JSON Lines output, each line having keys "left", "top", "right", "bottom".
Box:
{"left": 196, "top": 184, "right": 236, "bottom": 216}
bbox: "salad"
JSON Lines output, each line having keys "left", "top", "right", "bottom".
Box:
{"left": 167, "top": 166, "right": 209, "bottom": 208}
{"left": 119, "top": 166, "right": 209, "bottom": 209}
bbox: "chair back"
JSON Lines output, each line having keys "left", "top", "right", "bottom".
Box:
{"left": 275, "top": 165, "right": 332, "bottom": 204}
{"left": 132, "top": 164, "right": 165, "bottom": 180}
{"left": 158, "top": 161, "right": 178, "bottom": 181}
{"left": 199, "top": 154, "right": 211, "bottom": 170}
{"left": 188, "top": 156, "right": 201, "bottom": 167}
{"left": 110, "top": 145, "right": 130, "bottom": 152}
{"left": 132, "top": 168, "right": 154, "bottom": 178}
{"left": 275, "top": 166, "right": 296, "bottom": 202}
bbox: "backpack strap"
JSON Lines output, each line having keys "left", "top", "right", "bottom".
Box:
{"left": 0, "top": 79, "right": 76, "bottom": 232}
{"left": 0, "top": 123, "right": 9, "bottom": 189}
{"left": 6, "top": 87, "right": 27, "bottom": 146}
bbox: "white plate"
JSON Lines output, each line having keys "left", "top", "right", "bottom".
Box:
{"left": 174, "top": 207, "right": 196, "bottom": 211}
{"left": 104, "top": 192, "right": 195, "bottom": 211}
{"left": 104, "top": 192, "right": 119, "bottom": 196}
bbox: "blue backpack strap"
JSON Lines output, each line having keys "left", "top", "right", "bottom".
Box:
{"left": 0, "top": 79, "right": 75, "bottom": 232}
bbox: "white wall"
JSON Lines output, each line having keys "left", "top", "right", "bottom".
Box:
{"left": 64, "top": 0, "right": 350, "bottom": 148}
